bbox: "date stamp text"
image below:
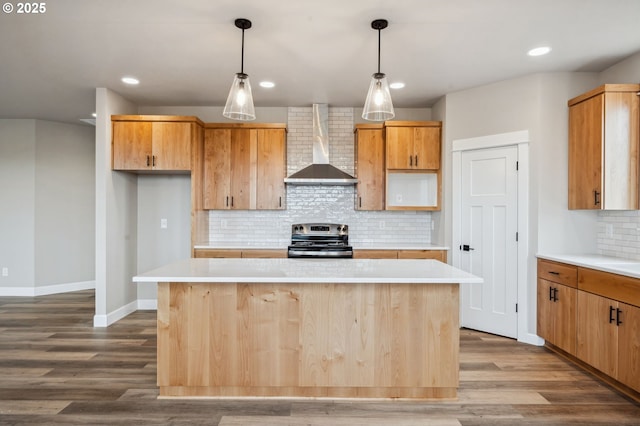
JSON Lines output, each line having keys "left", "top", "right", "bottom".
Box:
{"left": 3, "top": 2, "right": 47, "bottom": 14}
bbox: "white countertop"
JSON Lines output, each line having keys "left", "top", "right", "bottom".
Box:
{"left": 537, "top": 253, "right": 640, "bottom": 279}
{"left": 193, "top": 243, "right": 449, "bottom": 251}
{"left": 133, "top": 258, "right": 482, "bottom": 284}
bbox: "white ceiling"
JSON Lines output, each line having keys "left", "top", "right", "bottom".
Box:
{"left": 1, "top": 0, "right": 639, "bottom": 124}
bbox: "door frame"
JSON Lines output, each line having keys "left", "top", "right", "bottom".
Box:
{"left": 452, "top": 130, "right": 540, "bottom": 346}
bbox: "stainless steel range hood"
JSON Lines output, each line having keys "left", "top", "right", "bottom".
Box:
{"left": 285, "top": 104, "right": 357, "bottom": 186}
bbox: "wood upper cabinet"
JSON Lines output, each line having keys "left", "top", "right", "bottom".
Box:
{"left": 112, "top": 116, "right": 198, "bottom": 171}
{"left": 256, "top": 128, "right": 286, "bottom": 210}
{"left": 354, "top": 124, "right": 385, "bottom": 210}
{"left": 203, "top": 124, "right": 286, "bottom": 210}
{"left": 385, "top": 121, "right": 441, "bottom": 170}
{"left": 568, "top": 84, "right": 640, "bottom": 210}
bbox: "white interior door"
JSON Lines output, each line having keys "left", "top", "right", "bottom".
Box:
{"left": 459, "top": 145, "right": 518, "bottom": 338}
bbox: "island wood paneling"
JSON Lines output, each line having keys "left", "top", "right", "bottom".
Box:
{"left": 157, "top": 282, "right": 459, "bottom": 398}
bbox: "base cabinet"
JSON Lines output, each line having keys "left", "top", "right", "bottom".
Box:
{"left": 576, "top": 291, "right": 619, "bottom": 378}
{"left": 537, "top": 258, "right": 640, "bottom": 395}
{"left": 618, "top": 302, "right": 640, "bottom": 391}
{"left": 537, "top": 279, "right": 577, "bottom": 356}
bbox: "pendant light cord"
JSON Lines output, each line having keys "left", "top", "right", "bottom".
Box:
{"left": 240, "top": 27, "right": 245, "bottom": 75}
{"left": 377, "top": 27, "right": 381, "bottom": 74}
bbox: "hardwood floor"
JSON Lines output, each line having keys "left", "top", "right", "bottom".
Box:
{"left": 0, "top": 290, "right": 639, "bottom": 425}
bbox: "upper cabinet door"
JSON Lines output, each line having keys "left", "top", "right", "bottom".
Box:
{"left": 203, "top": 128, "right": 231, "bottom": 209}
{"left": 355, "top": 126, "right": 385, "bottom": 210}
{"left": 256, "top": 128, "right": 286, "bottom": 210}
{"left": 568, "top": 84, "right": 640, "bottom": 210}
{"left": 229, "top": 129, "right": 252, "bottom": 210}
{"left": 413, "top": 126, "right": 441, "bottom": 170}
{"left": 385, "top": 126, "right": 414, "bottom": 169}
{"left": 568, "top": 94, "right": 604, "bottom": 209}
{"left": 151, "top": 122, "right": 192, "bottom": 171}
{"left": 112, "top": 121, "right": 152, "bottom": 170}
{"left": 385, "top": 123, "right": 441, "bottom": 170}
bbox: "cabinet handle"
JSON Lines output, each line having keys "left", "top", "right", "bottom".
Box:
{"left": 146, "top": 155, "right": 150, "bottom": 167}
{"left": 231, "top": 196, "right": 234, "bottom": 207}
{"left": 553, "top": 288, "right": 559, "bottom": 302}
{"left": 594, "top": 190, "right": 601, "bottom": 206}
{"left": 409, "top": 156, "right": 413, "bottom": 167}
{"left": 616, "top": 308, "right": 623, "bottom": 326}
{"left": 279, "top": 196, "right": 282, "bottom": 208}
{"left": 548, "top": 271, "right": 560, "bottom": 275}
{"left": 549, "top": 286, "right": 554, "bottom": 301}
{"left": 609, "top": 306, "right": 616, "bottom": 324}
{"left": 152, "top": 156, "right": 156, "bottom": 167}
{"left": 359, "top": 197, "right": 362, "bottom": 208}
{"left": 415, "top": 155, "right": 418, "bottom": 167}
{"left": 226, "top": 196, "right": 229, "bottom": 207}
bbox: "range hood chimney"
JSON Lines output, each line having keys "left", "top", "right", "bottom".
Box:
{"left": 284, "top": 104, "right": 358, "bottom": 186}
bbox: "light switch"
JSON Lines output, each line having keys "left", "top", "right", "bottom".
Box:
{"left": 1, "top": 267, "right": 8, "bottom": 277}
{"left": 160, "top": 218, "right": 168, "bottom": 229}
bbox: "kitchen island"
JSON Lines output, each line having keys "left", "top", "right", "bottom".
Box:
{"left": 134, "top": 258, "right": 482, "bottom": 399}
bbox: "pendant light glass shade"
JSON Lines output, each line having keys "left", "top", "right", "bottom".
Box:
{"left": 223, "top": 72, "right": 255, "bottom": 121}
{"left": 223, "top": 18, "right": 256, "bottom": 121}
{"left": 362, "top": 72, "right": 394, "bottom": 121}
{"left": 362, "top": 19, "right": 395, "bottom": 121}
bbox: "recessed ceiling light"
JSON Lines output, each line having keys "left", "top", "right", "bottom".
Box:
{"left": 390, "top": 82, "right": 405, "bottom": 89}
{"left": 528, "top": 46, "right": 551, "bottom": 57}
{"left": 121, "top": 76, "right": 140, "bottom": 85}
{"left": 259, "top": 81, "right": 275, "bottom": 88}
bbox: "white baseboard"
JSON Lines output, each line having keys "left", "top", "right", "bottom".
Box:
{"left": 0, "top": 280, "right": 95, "bottom": 297}
{"left": 519, "top": 332, "right": 545, "bottom": 346}
{"left": 93, "top": 299, "right": 138, "bottom": 327}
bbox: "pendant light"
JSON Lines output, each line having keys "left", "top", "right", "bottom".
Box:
{"left": 362, "top": 19, "right": 395, "bottom": 121}
{"left": 223, "top": 18, "right": 256, "bottom": 121}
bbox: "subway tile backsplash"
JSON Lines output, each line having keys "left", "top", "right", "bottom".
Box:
{"left": 597, "top": 211, "right": 640, "bottom": 260}
{"left": 207, "top": 107, "right": 432, "bottom": 247}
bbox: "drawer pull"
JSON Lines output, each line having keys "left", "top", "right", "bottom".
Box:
{"left": 548, "top": 271, "right": 560, "bottom": 275}
{"left": 609, "top": 306, "right": 616, "bottom": 324}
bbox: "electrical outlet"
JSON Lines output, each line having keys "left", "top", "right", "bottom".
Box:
{"left": 160, "top": 218, "right": 168, "bottom": 229}
{"left": 1, "top": 267, "right": 8, "bottom": 277}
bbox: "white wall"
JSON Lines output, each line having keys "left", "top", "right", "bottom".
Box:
{"left": 0, "top": 119, "right": 94, "bottom": 295}
{"left": 34, "top": 120, "right": 95, "bottom": 288}
{"left": 0, "top": 120, "right": 35, "bottom": 290}
{"left": 438, "top": 72, "right": 600, "bottom": 338}
{"left": 94, "top": 88, "right": 138, "bottom": 326}
{"left": 136, "top": 175, "right": 191, "bottom": 301}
